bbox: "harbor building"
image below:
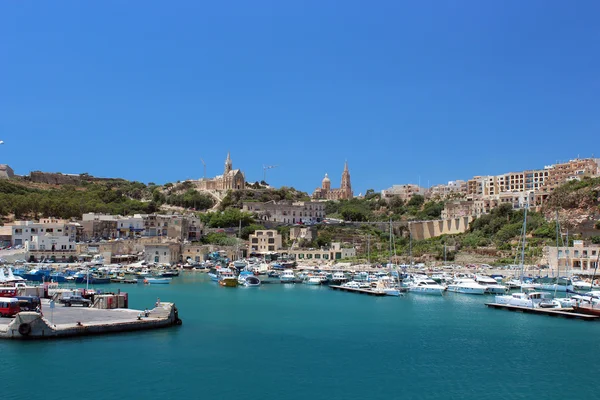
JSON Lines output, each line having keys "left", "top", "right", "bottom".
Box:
{"left": 289, "top": 242, "right": 356, "bottom": 262}
{"left": 27, "top": 234, "right": 77, "bottom": 262}
{"left": 544, "top": 241, "right": 600, "bottom": 272}
{"left": 242, "top": 200, "right": 326, "bottom": 224}
{"left": 195, "top": 152, "right": 246, "bottom": 191}
{"left": 145, "top": 242, "right": 182, "bottom": 265}
{"left": 12, "top": 219, "right": 78, "bottom": 246}
{"left": 312, "top": 162, "right": 353, "bottom": 200}
{"left": 248, "top": 230, "right": 283, "bottom": 254}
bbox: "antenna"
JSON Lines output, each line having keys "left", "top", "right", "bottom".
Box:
{"left": 200, "top": 158, "right": 206, "bottom": 180}
{"left": 263, "top": 165, "right": 278, "bottom": 183}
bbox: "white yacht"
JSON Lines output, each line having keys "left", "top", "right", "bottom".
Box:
{"left": 341, "top": 281, "right": 360, "bottom": 289}
{"left": 495, "top": 291, "right": 554, "bottom": 308}
{"left": 330, "top": 271, "right": 348, "bottom": 285}
{"left": 447, "top": 278, "right": 487, "bottom": 295}
{"left": 280, "top": 270, "right": 296, "bottom": 283}
{"left": 474, "top": 274, "right": 507, "bottom": 294}
{"left": 408, "top": 277, "right": 446, "bottom": 295}
{"left": 304, "top": 276, "right": 321, "bottom": 285}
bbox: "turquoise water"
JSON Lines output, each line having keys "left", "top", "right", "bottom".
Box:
{"left": 3, "top": 273, "right": 600, "bottom": 400}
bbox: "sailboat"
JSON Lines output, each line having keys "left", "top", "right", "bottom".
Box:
{"left": 379, "top": 219, "right": 402, "bottom": 296}
{"left": 495, "top": 205, "right": 556, "bottom": 308}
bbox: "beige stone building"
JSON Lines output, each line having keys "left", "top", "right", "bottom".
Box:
{"left": 427, "top": 180, "right": 467, "bottom": 199}
{"left": 381, "top": 184, "right": 426, "bottom": 201}
{"left": 312, "top": 162, "right": 353, "bottom": 200}
{"left": 145, "top": 242, "right": 182, "bottom": 265}
{"left": 248, "top": 230, "right": 282, "bottom": 254}
{"left": 289, "top": 242, "right": 356, "bottom": 262}
{"left": 441, "top": 200, "right": 475, "bottom": 219}
{"left": 181, "top": 244, "right": 239, "bottom": 263}
{"left": 243, "top": 200, "right": 326, "bottom": 224}
{"left": 545, "top": 240, "right": 600, "bottom": 272}
{"left": 290, "top": 226, "right": 316, "bottom": 242}
{"left": 196, "top": 153, "right": 245, "bottom": 191}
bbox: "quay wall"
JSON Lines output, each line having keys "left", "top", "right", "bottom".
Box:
{"left": 1, "top": 303, "right": 180, "bottom": 340}
{"left": 409, "top": 216, "right": 473, "bottom": 241}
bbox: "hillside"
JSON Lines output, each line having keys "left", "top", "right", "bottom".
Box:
{"left": 543, "top": 176, "right": 600, "bottom": 236}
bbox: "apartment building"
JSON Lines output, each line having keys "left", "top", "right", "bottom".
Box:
{"left": 289, "top": 242, "right": 356, "bottom": 262}
{"left": 545, "top": 240, "right": 600, "bottom": 271}
{"left": 243, "top": 201, "right": 326, "bottom": 225}
{"left": 12, "top": 219, "right": 78, "bottom": 246}
{"left": 248, "top": 230, "right": 282, "bottom": 253}
{"left": 381, "top": 184, "right": 426, "bottom": 201}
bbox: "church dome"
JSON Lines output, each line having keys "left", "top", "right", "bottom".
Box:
{"left": 322, "top": 173, "right": 330, "bottom": 183}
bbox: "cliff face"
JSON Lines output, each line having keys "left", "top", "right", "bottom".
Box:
{"left": 543, "top": 178, "right": 600, "bottom": 235}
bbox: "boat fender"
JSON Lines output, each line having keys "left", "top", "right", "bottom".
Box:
{"left": 18, "top": 323, "right": 31, "bottom": 336}
{"left": 175, "top": 319, "right": 183, "bottom": 326}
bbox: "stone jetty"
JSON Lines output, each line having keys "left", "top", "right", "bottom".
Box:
{"left": 0, "top": 300, "right": 181, "bottom": 340}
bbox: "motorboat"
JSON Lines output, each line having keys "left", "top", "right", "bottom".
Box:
{"left": 474, "top": 275, "right": 507, "bottom": 294}
{"left": 329, "top": 271, "right": 348, "bottom": 285}
{"left": 218, "top": 268, "right": 238, "bottom": 287}
{"left": 408, "top": 277, "right": 446, "bottom": 295}
{"left": 341, "top": 281, "right": 360, "bottom": 289}
{"left": 144, "top": 277, "right": 172, "bottom": 285}
{"left": 447, "top": 278, "right": 487, "bottom": 295}
{"left": 494, "top": 291, "right": 554, "bottom": 308}
{"left": 280, "top": 270, "right": 296, "bottom": 283}
{"left": 304, "top": 276, "right": 322, "bottom": 285}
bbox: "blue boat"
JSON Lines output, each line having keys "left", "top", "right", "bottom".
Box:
{"left": 23, "top": 269, "right": 51, "bottom": 282}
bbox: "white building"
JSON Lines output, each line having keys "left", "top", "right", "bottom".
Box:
{"left": 12, "top": 219, "right": 78, "bottom": 246}
{"left": 144, "top": 243, "right": 181, "bottom": 265}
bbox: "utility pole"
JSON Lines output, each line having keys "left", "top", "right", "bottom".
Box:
{"left": 263, "top": 165, "right": 278, "bottom": 183}
{"left": 200, "top": 158, "right": 206, "bottom": 180}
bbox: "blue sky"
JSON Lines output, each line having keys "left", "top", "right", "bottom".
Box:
{"left": 1, "top": 1, "right": 598, "bottom": 195}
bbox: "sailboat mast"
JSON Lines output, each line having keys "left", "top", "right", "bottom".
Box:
{"left": 389, "top": 218, "right": 392, "bottom": 267}
{"left": 408, "top": 222, "right": 412, "bottom": 267}
{"left": 520, "top": 205, "right": 528, "bottom": 283}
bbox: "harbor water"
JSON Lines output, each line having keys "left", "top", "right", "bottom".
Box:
{"left": 3, "top": 272, "right": 600, "bottom": 400}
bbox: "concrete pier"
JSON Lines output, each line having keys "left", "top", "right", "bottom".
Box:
{"left": 0, "top": 300, "right": 181, "bottom": 340}
{"left": 485, "top": 303, "right": 598, "bottom": 321}
{"left": 329, "top": 285, "right": 387, "bottom": 296}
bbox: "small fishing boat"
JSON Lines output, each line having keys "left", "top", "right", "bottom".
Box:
{"left": 144, "top": 277, "right": 172, "bottom": 285}
{"left": 280, "top": 270, "right": 296, "bottom": 283}
{"left": 219, "top": 269, "right": 238, "bottom": 287}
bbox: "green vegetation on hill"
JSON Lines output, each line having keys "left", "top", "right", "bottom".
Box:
{"left": 324, "top": 193, "right": 445, "bottom": 222}
{"left": 0, "top": 179, "right": 155, "bottom": 220}
{"left": 218, "top": 187, "right": 311, "bottom": 210}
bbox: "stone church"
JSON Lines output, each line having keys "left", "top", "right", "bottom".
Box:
{"left": 312, "top": 162, "right": 353, "bottom": 200}
{"left": 197, "top": 153, "right": 246, "bottom": 190}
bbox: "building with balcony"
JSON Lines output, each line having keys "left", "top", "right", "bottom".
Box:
{"left": 12, "top": 219, "right": 78, "bottom": 246}
{"left": 381, "top": 184, "right": 426, "bottom": 201}
{"left": 243, "top": 201, "right": 326, "bottom": 225}
{"left": 545, "top": 240, "right": 600, "bottom": 272}
{"left": 248, "top": 230, "right": 282, "bottom": 254}
{"left": 289, "top": 242, "right": 356, "bottom": 262}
